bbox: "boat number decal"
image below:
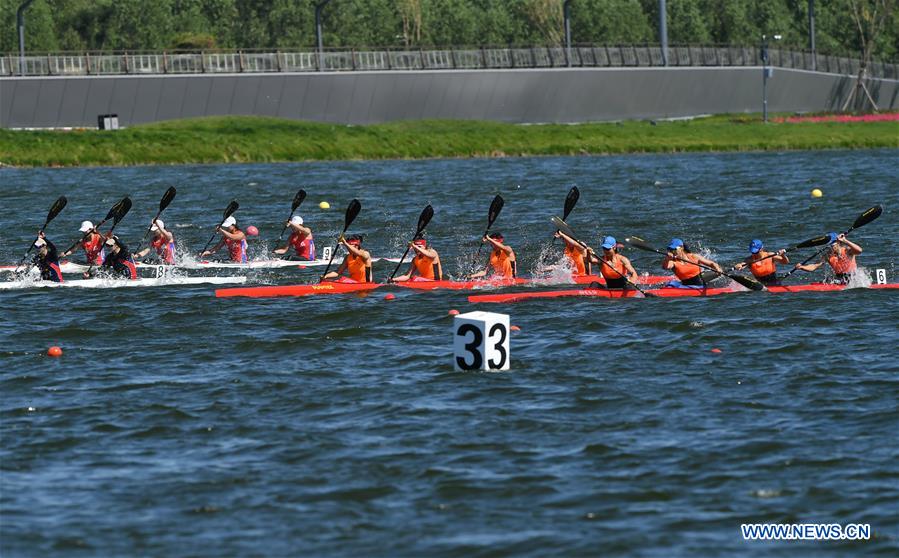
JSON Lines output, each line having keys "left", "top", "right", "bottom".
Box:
{"left": 876, "top": 269, "right": 887, "bottom": 285}
{"left": 455, "top": 323, "right": 483, "bottom": 370}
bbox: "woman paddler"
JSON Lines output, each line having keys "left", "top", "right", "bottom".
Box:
{"left": 322, "top": 234, "right": 373, "bottom": 283}
{"left": 589, "top": 236, "right": 639, "bottom": 288}
{"left": 732, "top": 239, "right": 788, "bottom": 286}
{"left": 471, "top": 232, "right": 516, "bottom": 280}
{"left": 393, "top": 237, "right": 443, "bottom": 282}
{"left": 662, "top": 238, "right": 722, "bottom": 287}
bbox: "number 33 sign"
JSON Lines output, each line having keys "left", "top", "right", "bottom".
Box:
{"left": 453, "top": 311, "right": 510, "bottom": 371}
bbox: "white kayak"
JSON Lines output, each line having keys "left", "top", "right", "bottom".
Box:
{"left": 0, "top": 275, "right": 247, "bottom": 290}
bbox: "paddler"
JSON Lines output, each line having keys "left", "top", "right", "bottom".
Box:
{"left": 61, "top": 220, "right": 105, "bottom": 265}
{"left": 392, "top": 237, "right": 443, "bottom": 282}
{"left": 32, "top": 232, "right": 63, "bottom": 283}
{"left": 555, "top": 230, "right": 589, "bottom": 276}
{"left": 732, "top": 239, "right": 788, "bottom": 286}
{"left": 100, "top": 235, "right": 137, "bottom": 280}
{"left": 662, "top": 238, "right": 722, "bottom": 287}
{"left": 471, "top": 232, "right": 516, "bottom": 279}
{"left": 322, "top": 234, "right": 373, "bottom": 283}
{"left": 273, "top": 215, "right": 315, "bottom": 261}
{"left": 134, "top": 219, "right": 176, "bottom": 264}
{"left": 200, "top": 215, "right": 248, "bottom": 263}
{"left": 588, "top": 236, "right": 638, "bottom": 288}
{"left": 795, "top": 233, "right": 862, "bottom": 284}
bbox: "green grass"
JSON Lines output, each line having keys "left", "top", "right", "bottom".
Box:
{"left": 1, "top": 115, "right": 896, "bottom": 167}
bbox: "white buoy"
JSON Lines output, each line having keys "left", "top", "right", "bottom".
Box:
{"left": 453, "top": 311, "right": 510, "bottom": 371}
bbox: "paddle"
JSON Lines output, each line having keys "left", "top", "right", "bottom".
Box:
{"left": 14, "top": 196, "right": 68, "bottom": 273}
{"left": 476, "top": 195, "right": 505, "bottom": 257}
{"left": 388, "top": 204, "right": 435, "bottom": 281}
{"left": 278, "top": 189, "right": 308, "bottom": 241}
{"left": 551, "top": 216, "right": 656, "bottom": 297}
{"left": 625, "top": 235, "right": 764, "bottom": 291}
{"left": 198, "top": 200, "right": 239, "bottom": 257}
{"left": 84, "top": 197, "right": 133, "bottom": 276}
{"left": 727, "top": 234, "right": 834, "bottom": 271}
{"left": 135, "top": 187, "right": 177, "bottom": 253}
{"left": 320, "top": 199, "right": 362, "bottom": 281}
{"left": 550, "top": 186, "right": 580, "bottom": 245}
{"left": 782, "top": 204, "right": 883, "bottom": 280}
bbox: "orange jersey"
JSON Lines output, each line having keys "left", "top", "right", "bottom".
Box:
{"left": 489, "top": 249, "right": 515, "bottom": 278}
{"left": 672, "top": 253, "right": 702, "bottom": 281}
{"left": 564, "top": 244, "right": 586, "bottom": 275}
{"left": 412, "top": 253, "right": 439, "bottom": 280}
{"left": 749, "top": 254, "right": 777, "bottom": 278}
{"left": 599, "top": 254, "right": 627, "bottom": 280}
{"left": 346, "top": 252, "right": 371, "bottom": 282}
{"left": 828, "top": 247, "right": 856, "bottom": 275}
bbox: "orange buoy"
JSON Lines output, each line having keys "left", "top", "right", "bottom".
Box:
{"left": 448, "top": 309, "right": 460, "bottom": 316}
{"left": 510, "top": 325, "right": 521, "bottom": 331}
{"left": 384, "top": 293, "right": 396, "bottom": 301}
{"left": 711, "top": 348, "right": 722, "bottom": 354}
{"left": 47, "top": 346, "right": 63, "bottom": 357}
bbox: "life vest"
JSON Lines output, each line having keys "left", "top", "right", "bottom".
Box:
{"left": 489, "top": 249, "right": 515, "bottom": 278}
{"left": 412, "top": 253, "right": 438, "bottom": 280}
{"left": 82, "top": 234, "right": 105, "bottom": 265}
{"left": 224, "top": 235, "right": 248, "bottom": 263}
{"left": 749, "top": 254, "right": 777, "bottom": 279}
{"left": 151, "top": 235, "right": 176, "bottom": 265}
{"left": 346, "top": 252, "right": 371, "bottom": 282}
{"left": 828, "top": 247, "right": 856, "bottom": 275}
{"left": 564, "top": 244, "right": 587, "bottom": 275}
{"left": 599, "top": 254, "right": 627, "bottom": 280}
{"left": 673, "top": 253, "right": 702, "bottom": 281}
{"left": 289, "top": 231, "right": 315, "bottom": 260}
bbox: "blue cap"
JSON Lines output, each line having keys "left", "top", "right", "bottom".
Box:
{"left": 749, "top": 239, "right": 763, "bottom": 254}
{"left": 601, "top": 236, "right": 617, "bottom": 250}
{"left": 828, "top": 232, "right": 838, "bottom": 244}
{"left": 668, "top": 238, "right": 684, "bottom": 250}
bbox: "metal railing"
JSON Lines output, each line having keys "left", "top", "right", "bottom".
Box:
{"left": 2, "top": 44, "right": 896, "bottom": 80}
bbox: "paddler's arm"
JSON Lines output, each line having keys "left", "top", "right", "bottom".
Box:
{"left": 662, "top": 252, "right": 676, "bottom": 271}
{"left": 696, "top": 255, "right": 722, "bottom": 272}
{"left": 134, "top": 247, "right": 151, "bottom": 258}
{"left": 201, "top": 238, "right": 226, "bottom": 257}
{"left": 555, "top": 231, "right": 587, "bottom": 254}
{"left": 322, "top": 256, "right": 349, "bottom": 280}
{"left": 289, "top": 222, "right": 312, "bottom": 237}
{"left": 219, "top": 228, "right": 246, "bottom": 241}
{"left": 620, "top": 255, "right": 639, "bottom": 282}
{"left": 837, "top": 234, "right": 862, "bottom": 255}
{"left": 773, "top": 249, "right": 789, "bottom": 264}
{"left": 796, "top": 261, "right": 824, "bottom": 272}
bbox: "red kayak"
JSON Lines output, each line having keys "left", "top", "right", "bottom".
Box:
{"left": 469, "top": 282, "right": 899, "bottom": 304}
{"left": 216, "top": 279, "right": 383, "bottom": 298}
{"left": 393, "top": 274, "right": 673, "bottom": 291}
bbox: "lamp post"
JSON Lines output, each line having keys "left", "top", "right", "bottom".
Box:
{"left": 563, "top": 0, "right": 572, "bottom": 67}
{"left": 760, "top": 34, "right": 781, "bottom": 123}
{"left": 659, "top": 0, "right": 668, "bottom": 66}
{"left": 808, "top": 0, "right": 816, "bottom": 70}
{"left": 17, "top": 0, "right": 36, "bottom": 76}
{"left": 315, "top": 0, "right": 333, "bottom": 72}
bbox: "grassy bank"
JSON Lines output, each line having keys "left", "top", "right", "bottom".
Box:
{"left": 1, "top": 115, "right": 897, "bottom": 167}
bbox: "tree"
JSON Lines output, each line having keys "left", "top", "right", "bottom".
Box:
{"left": 843, "top": 0, "right": 896, "bottom": 110}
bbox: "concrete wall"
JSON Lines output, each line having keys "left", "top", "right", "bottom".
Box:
{"left": 2, "top": 67, "right": 897, "bottom": 128}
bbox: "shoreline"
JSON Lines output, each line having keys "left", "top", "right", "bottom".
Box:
{"left": 1, "top": 115, "right": 896, "bottom": 168}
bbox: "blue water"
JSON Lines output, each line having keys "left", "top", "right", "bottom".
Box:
{"left": 1, "top": 150, "right": 897, "bottom": 556}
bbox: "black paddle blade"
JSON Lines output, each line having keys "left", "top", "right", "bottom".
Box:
{"left": 292, "top": 189, "right": 307, "bottom": 212}
{"left": 795, "top": 235, "right": 833, "bottom": 249}
{"left": 113, "top": 197, "right": 133, "bottom": 226}
{"left": 46, "top": 196, "right": 68, "bottom": 224}
{"left": 345, "top": 199, "right": 362, "bottom": 229}
{"left": 850, "top": 204, "right": 883, "bottom": 231}
{"left": 159, "top": 187, "right": 177, "bottom": 212}
{"left": 103, "top": 199, "right": 126, "bottom": 222}
{"left": 731, "top": 274, "right": 764, "bottom": 291}
{"left": 487, "top": 195, "right": 504, "bottom": 227}
{"left": 223, "top": 200, "right": 239, "bottom": 220}
{"left": 562, "top": 186, "right": 580, "bottom": 220}
{"left": 624, "top": 236, "right": 660, "bottom": 254}
{"left": 416, "top": 204, "right": 434, "bottom": 234}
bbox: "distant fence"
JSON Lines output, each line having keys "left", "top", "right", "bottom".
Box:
{"left": 3, "top": 44, "right": 897, "bottom": 80}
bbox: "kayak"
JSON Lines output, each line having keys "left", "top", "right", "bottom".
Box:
{"left": 0, "top": 256, "right": 403, "bottom": 273}
{"left": 468, "top": 282, "right": 899, "bottom": 303}
{"left": 0, "top": 276, "right": 247, "bottom": 290}
{"left": 469, "top": 286, "right": 737, "bottom": 303}
{"left": 216, "top": 280, "right": 383, "bottom": 298}
{"left": 392, "top": 273, "right": 673, "bottom": 291}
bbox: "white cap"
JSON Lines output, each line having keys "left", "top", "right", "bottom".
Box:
{"left": 79, "top": 220, "right": 94, "bottom": 232}
{"left": 221, "top": 216, "right": 237, "bottom": 228}
{"left": 290, "top": 215, "right": 304, "bottom": 226}
{"left": 150, "top": 219, "right": 164, "bottom": 232}
{"left": 33, "top": 237, "right": 47, "bottom": 248}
